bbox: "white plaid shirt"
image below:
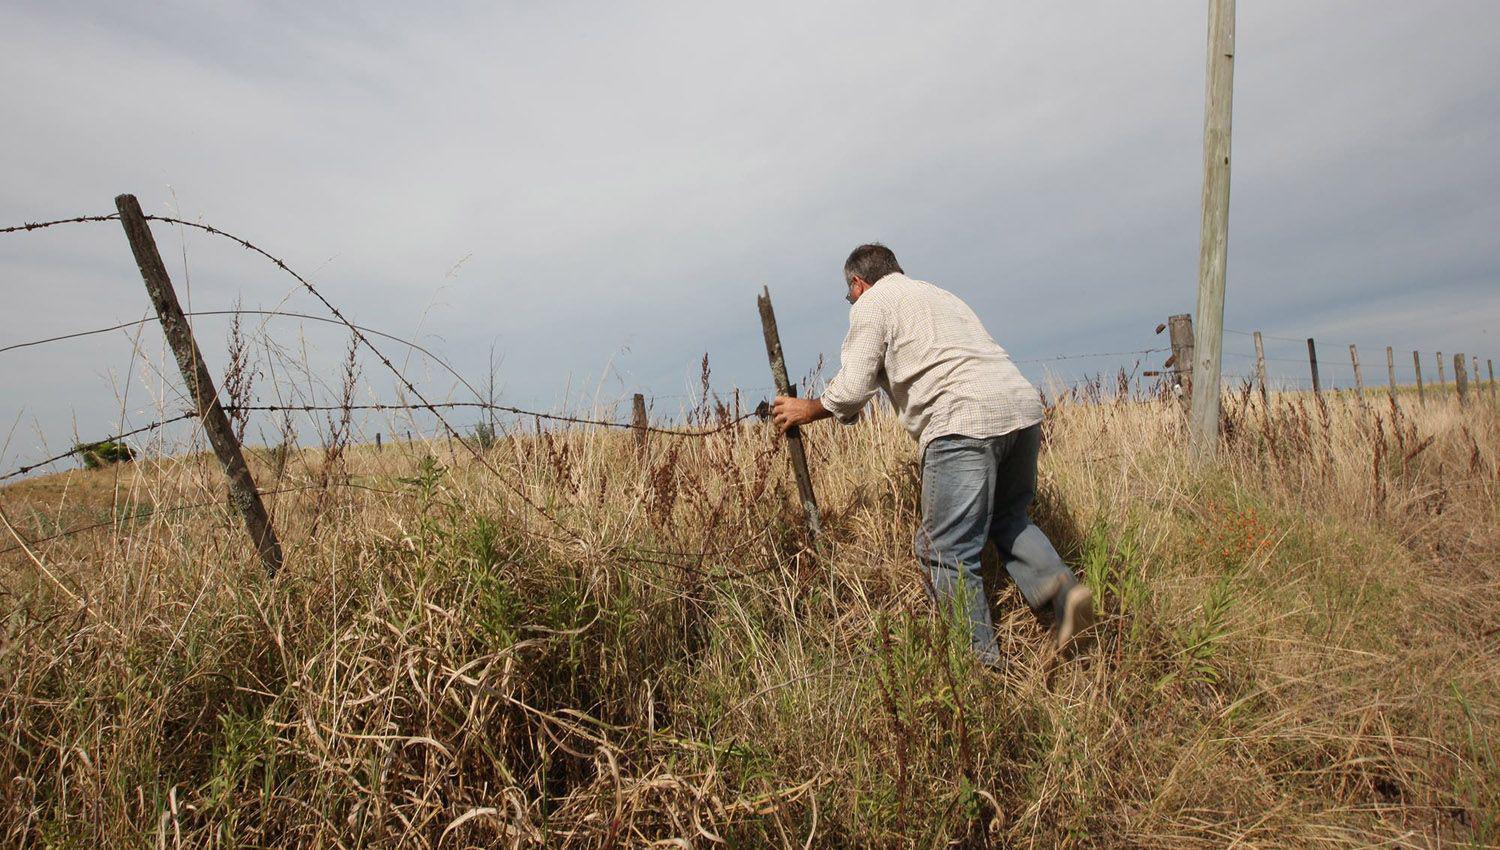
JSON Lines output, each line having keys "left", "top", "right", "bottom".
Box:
{"left": 820, "top": 273, "right": 1043, "bottom": 454}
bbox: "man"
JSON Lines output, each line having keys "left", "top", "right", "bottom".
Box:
{"left": 771, "top": 244, "right": 1094, "bottom": 664}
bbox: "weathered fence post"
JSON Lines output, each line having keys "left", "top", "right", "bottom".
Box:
{"left": 1413, "top": 351, "right": 1424, "bottom": 403}
{"left": 1349, "top": 344, "right": 1364, "bottom": 397}
{"left": 631, "top": 393, "right": 648, "bottom": 457}
{"left": 115, "top": 194, "right": 283, "bottom": 578}
{"left": 756, "top": 286, "right": 820, "bottom": 540}
{"left": 375, "top": 432, "right": 382, "bottom": 452}
{"left": 1472, "top": 354, "right": 1481, "bottom": 392}
{"left": 1454, "top": 353, "right": 1468, "bottom": 406}
{"left": 1166, "top": 313, "right": 1195, "bottom": 411}
{"left": 1385, "top": 346, "right": 1396, "bottom": 399}
{"left": 1307, "top": 338, "right": 1322, "bottom": 401}
{"left": 1437, "top": 352, "right": 1447, "bottom": 391}
{"left": 1253, "top": 330, "right": 1267, "bottom": 404}
{"left": 1489, "top": 359, "right": 1496, "bottom": 402}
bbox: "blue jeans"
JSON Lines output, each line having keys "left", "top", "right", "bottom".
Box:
{"left": 915, "top": 425, "right": 1076, "bottom": 665}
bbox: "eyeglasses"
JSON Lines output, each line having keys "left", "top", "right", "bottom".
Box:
{"left": 845, "top": 278, "right": 860, "bottom": 305}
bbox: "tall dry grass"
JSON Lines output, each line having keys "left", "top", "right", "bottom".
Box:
{"left": 1, "top": 384, "right": 1497, "bottom": 847}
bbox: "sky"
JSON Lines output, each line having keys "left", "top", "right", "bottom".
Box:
{"left": 2, "top": 1, "right": 1498, "bottom": 471}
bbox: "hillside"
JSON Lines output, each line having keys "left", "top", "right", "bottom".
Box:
{"left": 1, "top": 389, "right": 1497, "bottom": 847}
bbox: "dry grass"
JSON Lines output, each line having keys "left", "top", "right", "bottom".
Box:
{"left": 1, "top": 386, "right": 1497, "bottom": 848}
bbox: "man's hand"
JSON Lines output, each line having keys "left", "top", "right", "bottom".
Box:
{"left": 771, "top": 396, "right": 830, "bottom": 434}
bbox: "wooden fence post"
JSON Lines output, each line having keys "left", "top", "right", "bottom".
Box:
{"left": 631, "top": 393, "right": 648, "bottom": 457}
{"left": 1385, "top": 346, "right": 1396, "bottom": 398}
{"left": 1253, "top": 330, "right": 1267, "bottom": 404}
{"left": 1307, "top": 338, "right": 1322, "bottom": 401}
{"left": 115, "top": 194, "right": 283, "bottom": 578}
{"left": 1454, "top": 353, "right": 1468, "bottom": 406}
{"left": 1489, "top": 359, "right": 1496, "bottom": 402}
{"left": 1437, "top": 352, "right": 1446, "bottom": 391}
{"left": 756, "top": 286, "right": 820, "bottom": 540}
{"left": 1166, "top": 313, "right": 1195, "bottom": 411}
{"left": 376, "top": 432, "right": 382, "bottom": 452}
{"left": 1413, "top": 351, "right": 1424, "bottom": 403}
{"left": 1349, "top": 344, "right": 1364, "bottom": 396}
{"left": 1472, "top": 354, "right": 1481, "bottom": 392}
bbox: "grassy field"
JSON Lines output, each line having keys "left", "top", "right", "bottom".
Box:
{"left": 1, "top": 386, "right": 1497, "bottom": 848}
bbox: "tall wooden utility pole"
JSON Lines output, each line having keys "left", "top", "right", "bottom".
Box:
{"left": 1189, "top": 0, "right": 1236, "bottom": 457}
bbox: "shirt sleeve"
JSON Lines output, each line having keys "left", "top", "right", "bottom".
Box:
{"left": 820, "top": 300, "right": 887, "bottom": 424}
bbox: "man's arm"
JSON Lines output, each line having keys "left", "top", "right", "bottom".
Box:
{"left": 772, "top": 301, "right": 886, "bottom": 434}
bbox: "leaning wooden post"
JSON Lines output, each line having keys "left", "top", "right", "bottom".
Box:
{"left": 1307, "top": 338, "right": 1322, "bottom": 401}
{"left": 1253, "top": 330, "right": 1267, "bottom": 404}
{"left": 1349, "top": 344, "right": 1364, "bottom": 397}
{"left": 1413, "top": 351, "right": 1425, "bottom": 403}
{"left": 1166, "top": 313, "right": 1195, "bottom": 412}
{"left": 115, "top": 194, "right": 283, "bottom": 578}
{"left": 1385, "top": 346, "right": 1396, "bottom": 399}
{"left": 1454, "top": 353, "right": 1468, "bottom": 406}
{"left": 631, "top": 393, "right": 648, "bottom": 457}
{"left": 756, "top": 286, "right": 820, "bottom": 540}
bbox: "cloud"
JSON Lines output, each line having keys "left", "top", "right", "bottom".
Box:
{"left": 2, "top": 1, "right": 1497, "bottom": 471}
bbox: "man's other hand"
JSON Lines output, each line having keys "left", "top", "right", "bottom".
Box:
{"left": 771, "top": 396, "right": 825, "bottom": 433}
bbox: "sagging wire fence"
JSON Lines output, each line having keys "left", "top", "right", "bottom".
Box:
{"left": 1, "top": 202, "right": 1495, "bottom": 576}
{"left": 2, "top": 198, "right": 849, "bottom": 578}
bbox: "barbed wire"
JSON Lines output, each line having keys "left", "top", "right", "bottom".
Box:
{"left": 1, "top": 209, "right": 789, "bottom": 566}
{"left": 0, "top": 412, "right": 199, "bottom": 483}
{"left": 3, "top": 210, "right": 1489, "bottom": 576}
{"left": 0, "top": 480, "right": 407, "bottom": 557}
{"left": 1015, "top": 346, "right": 1168, "bottom": 364}
{"left": 0, "top": 214, "right": 119, "bottom": 234}
{"left": 221, "top": 402, "right": 763, "bottom": 436}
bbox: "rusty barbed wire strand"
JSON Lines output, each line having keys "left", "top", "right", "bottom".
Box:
{"left": 0, "top": 412, "right": 199, "bottom": 483}
{"left": 0, "top": 309, "right": 482, "bottom": 397}
{"left": 0, "top": 214, "right": 119, "bottom": 234}
{"left": 0, "top": 481, "right": 403, "bottom": 557}
{"left": 0, "top": 478, "right": 790, "bottom": 581}
{"left": 1014, "top": 346, "right": 1169, "bottom": 364}
{"left": 221, "top": 402, "right": 762, "bottom": 436}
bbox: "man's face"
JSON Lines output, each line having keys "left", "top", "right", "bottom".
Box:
{"left": 845, "top": 275, "right": 870, "bottom": 305}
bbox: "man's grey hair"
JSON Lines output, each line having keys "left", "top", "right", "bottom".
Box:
{"left": 843, "top": 243, "right": 903, "bottom": 286}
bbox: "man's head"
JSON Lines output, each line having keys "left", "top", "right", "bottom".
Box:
{"left": 843, "top": 243, "right": 902, "bottom": 304}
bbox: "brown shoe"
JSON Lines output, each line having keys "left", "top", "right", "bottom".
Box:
{"left": 1054, "top": 585, "right": 1096, "bottom": 653}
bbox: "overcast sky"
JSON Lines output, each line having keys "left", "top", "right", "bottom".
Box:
{"left": 3, "top": 2, "right": 1498, "bottom": 471}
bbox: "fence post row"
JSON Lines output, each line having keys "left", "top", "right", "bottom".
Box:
{"left": 115, "top": 194, "right": 283, "bottom": 579}
{"left": 1253, "top": 330, "right": 1267, "bottom": 403}
{"left": 1166, "top": 313, "right": 1195, "bottom": 411}
{"left": 1349, "top": 344, "right": 1364, "bottom": 397}
{"left": 631, "top": 393, "right": 648, "bottom": 457}
{"left": 1306, "top": 338, "right": 1322, "bottom": 401}
{"left": 1454, "top": 353, "right": 1468, "bottom": 405}
{"left": 756, "top": 286, "right": 820, "bottom": 541}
